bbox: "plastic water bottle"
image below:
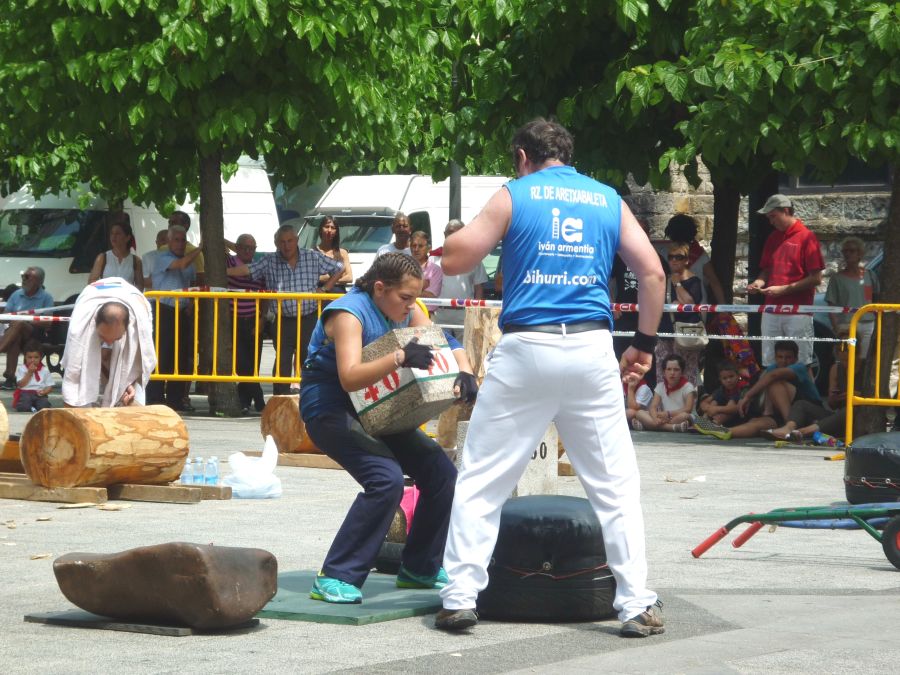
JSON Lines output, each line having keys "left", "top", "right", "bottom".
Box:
{"left": 204, "top": 456, "right": 219, "bottom": 486}
{"left": 193, "top": 457, "right": 205, "bottom": 484}
{"left": 179, "top": 460, "right": 192, "bottom": 485}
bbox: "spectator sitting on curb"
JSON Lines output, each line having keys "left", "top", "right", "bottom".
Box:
{"left": 13, "top": 340, "right": 53, "bottom": 412}
{"left": 0, "top": 266, "right": 54, "bottom": 390}
{"left": 631, "top": 354, "right": 696, "bottom": 432}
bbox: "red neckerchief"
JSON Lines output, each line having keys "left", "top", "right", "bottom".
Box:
{"left": 32, "top": 363, "right": 43, "bottom": 382}
{"left": 664, "top": 376, "right": 689, "bottom": 395}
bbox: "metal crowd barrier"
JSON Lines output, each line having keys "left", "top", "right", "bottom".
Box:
{"left": 144, "top": 289, "right": 342, "bottom": 384}
{"left": 143, "top": 290, "right": 431, "bottom": 385}
{"left": 845, "top": 304, "right": 900, "bottom": 445}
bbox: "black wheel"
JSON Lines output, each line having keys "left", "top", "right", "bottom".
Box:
{"left": 477, "top": 495, "right": 616, "bottom": 621}
{"left": 374, "top": 541, "right": 404, "bottom": 575}
{"left": 844, "top": 434, "right": 900, "bottom": 505}
{"left": 882, "top": 516, "right": 900, "bottom": 570}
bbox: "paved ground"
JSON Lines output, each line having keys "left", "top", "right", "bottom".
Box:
{"left": 1, "top": 386, "right": 898, "bottom": 674}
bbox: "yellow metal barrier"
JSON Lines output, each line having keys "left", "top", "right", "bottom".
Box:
{"left": 144, "top": 290, "right": 340, "bottom": 384}
{"left": 845, "top": 303, "right": 900, "bottom": 445}
{"left": 144, "top": 290, "right": 431, "bottom": 384}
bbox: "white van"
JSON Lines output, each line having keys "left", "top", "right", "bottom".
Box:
{"left": 293, "top": 174, "right": 508, "bottom": 281}
{"left": 0, "top": 156, "right": 280, "bottom": 302}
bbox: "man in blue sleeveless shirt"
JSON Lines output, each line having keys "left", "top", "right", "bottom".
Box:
{"left": 435, "top": 119, "right": 667, "bottom": 637}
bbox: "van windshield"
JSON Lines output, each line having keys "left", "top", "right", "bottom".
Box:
{"left": 0, "top": 208, "right": 107, "bottom": 260}
{"left": 299, "top": 215, "right": 394, "bottom": 253}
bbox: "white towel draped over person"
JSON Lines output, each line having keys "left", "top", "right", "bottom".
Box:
{"left": 61, "top": 277, "right": 156, "bottom": 407}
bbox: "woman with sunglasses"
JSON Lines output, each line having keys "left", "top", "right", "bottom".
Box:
{"left": 656, "top": 242, "right": 703, "bottom": 385}
{"left": 316, "top": 216, "right": 353, "bottom": 292}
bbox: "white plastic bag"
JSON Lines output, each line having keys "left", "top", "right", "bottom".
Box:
{"left": 222, "top": 435, "right": 283, "bottom": 499}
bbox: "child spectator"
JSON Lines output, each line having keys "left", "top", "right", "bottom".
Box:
{"left": 14, "top": 341, "right": 52, "bottom": 412}
{"left": 632, "top": 354, "right": 696, "bottom": 432}
{"left": 695, "top": 361, "right": 747, "bottom": 428}
{"left": 624, "top": 377, "right": 654, "bottom": 424}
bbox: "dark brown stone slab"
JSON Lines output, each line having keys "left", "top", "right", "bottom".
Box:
{"left": 53, "top": 542, "right": 277, "bottom": 630}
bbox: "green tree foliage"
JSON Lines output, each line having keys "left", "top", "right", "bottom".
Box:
{"left": 433, "top": 0, "right": 692, "bottom": 186}
{"left": 0, "top": 0, "right": 449, "bottom": 203}
{"left": 634, "top": 0, "right": 900, "bottom": 190}
{"left": 0, "top": 0, "right": 451, "bottom": 414}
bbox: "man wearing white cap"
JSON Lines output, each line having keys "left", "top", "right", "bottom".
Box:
{"left": 747, "top": 194, "right": 824, "bottom": 368}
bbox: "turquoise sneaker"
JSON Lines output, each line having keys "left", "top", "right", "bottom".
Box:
{"left": 396, "top": 565, "right": 449, "bottom": 589}
{"left": 310, "top": 574, "right": 363, "bottom": 604}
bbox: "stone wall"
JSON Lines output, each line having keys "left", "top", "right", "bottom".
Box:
{"left": 624, "top": 160, "right": 889, "bottom": 295}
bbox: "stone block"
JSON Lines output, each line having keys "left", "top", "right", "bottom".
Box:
{"left": 456, "top": 422, "right": 558, "bottom": 497}
{"left": 54, "top": 542, "right": 278, "bottom": 630}
{"left": 349, "top": 325, "right": 458, "bottom": 436}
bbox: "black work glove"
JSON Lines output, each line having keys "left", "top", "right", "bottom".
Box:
{"left": 400, "top": 337, "right": 434, "bottom": 369}
{"left": 453, "top": 372, "right": 479, "bottom": 403}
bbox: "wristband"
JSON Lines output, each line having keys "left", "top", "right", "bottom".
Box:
{"left": 631, "top": 330, "right": 657, "bottom": 353}
{"left": 393, "top": 350, "right": 404, "bottom": 367}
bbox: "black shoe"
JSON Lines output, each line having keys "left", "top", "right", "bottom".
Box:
{"left": 620, "top": 599, "right": 665, "bottom": 637}
{"left": 254, "top": 399, "right": 266, "bottom": 412}
{"left": 434, "top": 608, "right": 478, "bottom": 631}
{"left": 0, "top": 375, "right": 16, "bottom": 390}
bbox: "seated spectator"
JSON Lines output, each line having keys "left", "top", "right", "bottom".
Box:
{"left": 696, "top": 360, "right": 748, "bottom": 427}
{"left": 61, "top": 279, "right": 156, "bottom": 408}
{"left": 13, "top": 340, "right": 53, "bottom": 412}
{"left": 766, "top": 331, "right": 855, "bottom": 443}
{"left": 655, "top": 242, "right": 704, "bottom": 385}
{"left": 826, "top": 236, "right": 879, "bottom": 359}
{"left": 694, "top": 340, "right": 821, "bottom": 441}
{"left": 624, "top": 377, "right": 653, "bottom": 425}
{"left": 0, "top": 266, "right": 54, "bottom": 390}
{"left": 632, "top": 354, "right": 696, "bottom": 432}
{"left": 88, "top": 211, "right": 144, "bottom": 291}
{"left": 410, "top": 231, "right": 442, "bottom": 298}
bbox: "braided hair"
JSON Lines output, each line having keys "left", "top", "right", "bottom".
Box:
{"left": 355, "top": 252, "right": 422, "bottom": 294}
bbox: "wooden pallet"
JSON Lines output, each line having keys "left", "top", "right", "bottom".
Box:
{"left": 0, "top": 472, "right": 231, "bottom": 505}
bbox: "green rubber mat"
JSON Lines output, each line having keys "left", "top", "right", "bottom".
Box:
{"left": 257, "top": 570, "right": 442, "bottom": 625}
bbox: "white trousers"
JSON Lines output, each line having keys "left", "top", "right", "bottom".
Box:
{"left": 761, "top": 313, "right": 814, "bottom": 366}
{"left": 440, "top": 329, "right": 657, "bottom": 621}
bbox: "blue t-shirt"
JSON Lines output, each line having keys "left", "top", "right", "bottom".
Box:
{"left": 500, "top": 165, "right": 620, "bottom": 329}
{"left": 765, "top": 362, "right": 822, "bottom": 404}
{"left": 300, "top": 287, "right": 410, "bottom": 421}
{"left": 6, "top": 288, "right": 54, "bottom": 312}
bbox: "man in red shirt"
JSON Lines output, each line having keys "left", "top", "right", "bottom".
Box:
{"left": 748, "top": 194, "right": 824, "bottom": 367}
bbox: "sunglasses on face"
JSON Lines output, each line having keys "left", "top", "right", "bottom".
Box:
{"left": 668, "top": 254, "right": 687, "bottom": 261}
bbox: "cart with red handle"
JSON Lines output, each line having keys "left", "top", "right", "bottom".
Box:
{"left": 691, "top": 502, "right": 900, "bottom": 569}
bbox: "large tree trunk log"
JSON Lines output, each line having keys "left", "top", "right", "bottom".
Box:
{"left": 20, "top": 405, "right": 189, "bottom": 488}
{"left": 260, "top": 395, "right": 319, "bottom": 453}
{"left": 436, "top": 307, "right": 501, "bottom": 450}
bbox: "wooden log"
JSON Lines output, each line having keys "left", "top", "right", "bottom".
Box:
{"left": 259, "top": 395, "right": 320, "bottom": 454}
{"left": 1, "top": 432, "right": 24, "bottom": 474}
{"left": 19, "top": 405, "right": 189, "bottom": 488}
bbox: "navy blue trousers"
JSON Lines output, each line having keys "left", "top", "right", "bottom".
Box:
{"left": 305, "top": 410, "right": 456, "bottom": 588}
